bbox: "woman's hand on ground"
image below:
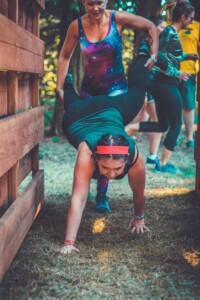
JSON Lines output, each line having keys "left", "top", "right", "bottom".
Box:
{"left": 59, "top": 244, "right": 80, "bottom": 254}
{"left": 128, "top": 219, "right": 150, "bottom": 234}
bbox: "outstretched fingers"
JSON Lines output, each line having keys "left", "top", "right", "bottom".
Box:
{"left": 128, "top": 220, "right": 150, "bottom": 234}
{"left": 59, "top": 244, "right": 80, "bottom": 255}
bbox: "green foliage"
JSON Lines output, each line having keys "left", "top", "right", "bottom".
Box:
{"left": 114, "top": 0, "right": 139, "bottom": 13}
{"left": 122, "top": 28, "right": 135, "bottom": 75}
{"left": 40, "top": 15, "right": 60, "bottom": 101}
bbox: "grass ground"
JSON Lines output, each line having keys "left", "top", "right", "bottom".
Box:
{"left": 1, "top": 131, "right": 200, "bottom": 300}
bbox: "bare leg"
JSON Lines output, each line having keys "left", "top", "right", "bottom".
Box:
{"left": 183, "top": 108, "right": 194, "bottom": 143}
{"left": 125, "top": 123, "right": 139, "bottom": 136}
{"left": 160, "top": 146, "right": 172, "bottom": 165}
{"left": 146, "top": 102, "right": 162, "bottom": 157}
{"left": 148, "top": 132, "right": 162, "bottom": 155}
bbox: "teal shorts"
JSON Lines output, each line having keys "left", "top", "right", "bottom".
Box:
{"left": 179, "top": 74, "right": 196, "bottom": 110}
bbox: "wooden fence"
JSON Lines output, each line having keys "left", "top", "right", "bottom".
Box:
{"left": 0, "top": 0, "right": 45, "bottom": 281}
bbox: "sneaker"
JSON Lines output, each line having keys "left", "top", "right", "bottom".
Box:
{"left": 186, "top": 140, "right": 194, "bottom": 148}
{"left": 95, "top": 193, "right": 111, "bottom": 213}
{"left": 154, "top": 162, "right": 179, "bottom": 174}
{"left": 146, "top": 156, "right": 159, "bottom": 165}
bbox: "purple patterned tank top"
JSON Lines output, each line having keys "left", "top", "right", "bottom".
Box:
{"left": 78, "top": 11, "right": 128, "bottom": 99}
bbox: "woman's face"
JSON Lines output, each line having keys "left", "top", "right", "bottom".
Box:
{"left": 181, "top": 12, "right": 195, "bottom": 29}
{"left": 97, "top": 157, "right": 127, "bottom": 179}
{"left": 157, "top": 21, "right": 167, "bottom": 36}
{"left": 84, "top": 0, "right": 107, "bottom": 18}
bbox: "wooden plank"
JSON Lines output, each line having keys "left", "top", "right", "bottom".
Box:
{"left": 18, "top": 152, "right": 32, "bottom": 185}
{"left": 18, "top": 73, "right": 32, "bottom": 110}
{"left": 8, "top": 72, "right": 18, "bottom": 115}
{"left": 0, "top": 72, "right": 8, "bottom": 117}
{"left": 18, "top": 0, "right": 26, "bottom": 29}
{"left": 32, "top": 145, "right": 39, "bottom": 176}
{"left": 0, "top": 107, "right": 44, "bottom": 178}
{"left": 25, "top": 6, "right": 34, "bottom": 33}
{"left": 34, "top": 0, "right": 45, "bottom": 10}
{"left": 0, "top": 42, "right": 44, "bottom": 73}
{"left": 32, "top": 9, "right": 39, "bottom": 36}
{"left": 0, "top": 2, "right": 8, "bottom": 16}
{"left": 32, "top": 74, "right": 39, "bottom": 107}
{"left": 8, "top": 163, "right": 19, "bottom": 205}
{"left": 0, "top": 14, "right": 44, "bottom": 57}
{"left": 0, "top": 170, "right": 44, "bottom": 282}
{"left": 8, "top": 0, "right": 18, "bottom": 23}
{"left": 0, "top": 174, "right": 8, "bottom": 207}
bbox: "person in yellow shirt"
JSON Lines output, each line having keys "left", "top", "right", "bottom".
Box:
{"left": 179, "top": 18, "right": 200, "bottom": 148}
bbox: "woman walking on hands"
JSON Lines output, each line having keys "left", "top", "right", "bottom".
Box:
{"left": 56, "top": 0, "right": 158, "bottom": 213}
{"left": 60, "top": 52, "right": 154, "bottom": 254}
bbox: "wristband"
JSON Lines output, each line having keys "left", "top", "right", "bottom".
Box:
{"left": 64, "top": 239, "right": 75, "bottom": 245}
{"left": 150, "top": 54, "right": 158, "bottom": 63}
{"left": 134, "top": 213, "right": 145, "bottom": 220}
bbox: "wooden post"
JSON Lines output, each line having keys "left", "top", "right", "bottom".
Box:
{"left": 7, "top": 72, "right": 19, "bottom": 205}
{"left": 8, "top": 0, "right": 18, "bottom": 23}
{"left": 31, "top": 7, "right": 40, "bottom": 176}
{"left": 31, "top": 73, "right": 40, "bottom": 177}
{"left": 7, "top": 72, "right": 18, "bottom": 115}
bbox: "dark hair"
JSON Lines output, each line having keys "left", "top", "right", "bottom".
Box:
{"left": 148, "top": 15, "right": 166, "bottom": 27}
{"left": 94, "top": 134, "right": 129, "bottom": 161}
{"left": 172, "top": 2, "right": 195, "bottom": 21}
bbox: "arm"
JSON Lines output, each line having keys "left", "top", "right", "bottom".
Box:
{"left": 116, "top": 11, "right": 158, "bottom": 71}
{"left": 128, "top": 152, "right": 149, "bottom": 233}
{"left": 60, "top": 142, "right": 94, "bottom": 254}
{"left": 179, "top": 53, "right": 198, "bottom": 62}
{"left": 56, "top": 20, "right": 79, "bottom": 100}
{"left": 156, "top": 28, "right": 193, "bottom": 79}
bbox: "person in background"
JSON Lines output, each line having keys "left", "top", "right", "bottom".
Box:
{"left": 126, "top": 2, "right": 198, "bottom": 174}
{"left": 143, "top": 16, "right": 167, "bottom": 165}
{"left": 179, "top": 4, "right": 200, "bottom": 148}
{"left": 56, "top": 0, "right": 158, "bottom": 213}
{"left": 160, "top": 0, "right": 199, "bottom": 148}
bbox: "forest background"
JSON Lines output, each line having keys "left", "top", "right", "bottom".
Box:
{"left": 39, "top": 0, "right": 200, "bottom": 137}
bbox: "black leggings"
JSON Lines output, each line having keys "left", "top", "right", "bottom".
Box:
{"left": 63, "top": 55, "right": 149, "bottom": 128}
{"left": 139, "top": 73, "right": 182, "bottom": 151}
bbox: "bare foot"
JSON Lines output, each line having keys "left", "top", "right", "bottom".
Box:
{"left": 125, "top": 123, "right": 139, "bottom": 136}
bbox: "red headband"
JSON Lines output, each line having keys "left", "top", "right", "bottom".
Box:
{"left": 96, "top": 146, "right": 129, "bottom": 155}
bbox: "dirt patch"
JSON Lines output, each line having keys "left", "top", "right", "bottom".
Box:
{"left": 1, "top": 131, "right": 200, "bottom": 300}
